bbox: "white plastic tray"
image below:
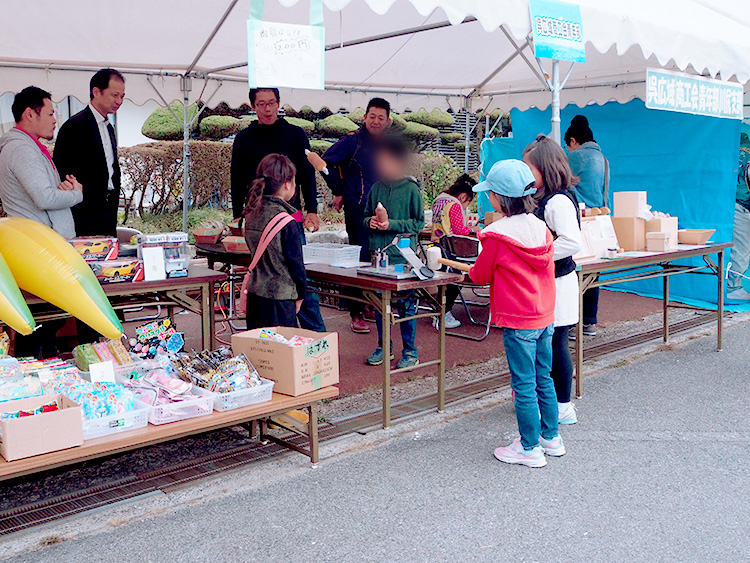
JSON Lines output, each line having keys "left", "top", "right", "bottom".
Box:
{"left": 201, "top": 378, "right": 275, "bottom": 412}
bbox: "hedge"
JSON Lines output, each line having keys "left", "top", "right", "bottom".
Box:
{"left": 284, "top": 116, "right": 315, "bottom": 133}
{"left": 309, "top": 139, "right": 333, "bottom": 155}
{"left": 198, "top": 115, "right": 240, "bottom": 140}
{"left": 403, "top": 108, "right": 455, "bottom": 128}
{"left": 318, "top": 114, "right": 359, "bottom": 136}
{"left": 440, "top": 132, "right": 463, "bottom": 143}
{"left": 141, "top": 102, "right": 199, "bottom": 140}
{"left": 402, "top": 121, "right": 440, "bottom": 143}
{"left": 345, "top": 108, "right": 406, "bottom": 131}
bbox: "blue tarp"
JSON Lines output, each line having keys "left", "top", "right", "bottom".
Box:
{"left": 482, "top": 100, "right": 742, "bottom": 309}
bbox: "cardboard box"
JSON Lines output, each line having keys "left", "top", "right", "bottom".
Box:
{"left": 483, "top": 212, "right": 503, "bottom": 225}
{"left": 611, "top": 217, "right": 646, "bottom": 251}
{"left": 646, "top": 217, "right": 678, "bottom": 248}
{"left": 578, "top": 215, "right": 620, "bottom": 259}
{"left": 232, "top": 328, "right": 339, "bottom": 396}
{"left": 69, "top": 237, "right": 119, "bottom": 261}
{"left": 646, "top": 232, "right": 670, "bottom": 252}
{"left": 0, "top": 394, "right": 83, "bottom": 461}
{"left": 613, "top": 191, "right": 648, "bottom": 217}
{"left": 222, "top": 236, "right": 250, "bottom": 253}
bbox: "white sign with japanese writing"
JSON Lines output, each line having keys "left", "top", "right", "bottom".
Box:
{"left": 646, "top": 69, "right": 743, "bottom": 120}
{"left": 247, "top": 20, "right": 325, "bottom": 90}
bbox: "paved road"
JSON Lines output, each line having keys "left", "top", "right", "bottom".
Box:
{"left": 6, "top": 322, "right": 749, "bottom": 562}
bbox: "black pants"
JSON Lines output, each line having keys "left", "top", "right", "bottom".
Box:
{"left": 582, "top": 287, "right": 600, "bottom": 325}
{"left": 445, "top": 284, "right": 461, "bottom": 313}
{"left": 344, "top": 202, "right": 370, "bottom": 318}
{"left": 14, "top": 319, "right": 66, "bottom": 359}
{"left": 245, "top": 294, "right": 298, "bottom": 330}
{"left": 551, "top": 325, "right": 573, "bottom": 403}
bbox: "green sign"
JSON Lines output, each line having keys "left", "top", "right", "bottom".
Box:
{"left": 646, "top": 69, "right": 743, "bottom": 120}
{"left": 529, "top": 0, "right": 585, "bottom": 63}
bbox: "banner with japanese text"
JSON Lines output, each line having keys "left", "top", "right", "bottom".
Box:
{"left": 646, "top": 69, "right": 743, "bottom": 120}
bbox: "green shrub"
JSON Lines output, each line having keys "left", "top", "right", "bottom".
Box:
{"left": 403, "top": 108, "right": 455, "bottom": 128}
{"left": 440, "top": 132, "right": 463, "bottom": 143}
{"left": 318, "top": 114, "right": 359, "bottom": 136}
{"left": 402, "top": 122, "right": 440, "bottom": 144}
{"left": 390, "top": 113, "right": 408, "bottom": 131}
{"left": 198, "top": 115, "right": 240, "bottom": 140}
{"left": 141, "top": 102, "right": 199, "bottom": 141}
{"left": 282, "top": 104, "right": 299, "bottom": 117}
{"left": 284, "top": 116, "right": 315, "bottom": 133}
{"left": 411, "top": 152, "right": 463, "bottom": 208}
{"left": 310, "top": 140, "right": 333, "bottom": 155}
{"left": 238, "top": 116, "right": 257, "bottom": 131}
{"left": 453, "top": 141, "right": 476, "bottom": 151}
{"left": 348, "top": 108, "right": 365, "bottom": 124}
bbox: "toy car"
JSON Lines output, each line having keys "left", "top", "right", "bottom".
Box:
{"left": 69, "top": 237, "right": 119, "bottom": 261}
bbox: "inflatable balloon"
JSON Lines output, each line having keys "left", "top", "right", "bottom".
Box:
{"left": 0, "top": 218, "right": 122, "bottom": 339}
{"left": 0, "top": 251, "right": 35, "bottom": 335}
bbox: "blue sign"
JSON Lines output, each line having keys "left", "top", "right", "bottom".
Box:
{"left": 646, "top": 69, "right": 744, "bottom": 120}
{"left": 529, "top": 0, "right": 585, "bottom": 63}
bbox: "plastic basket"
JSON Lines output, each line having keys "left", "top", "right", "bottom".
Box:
{"left": 77, "top": 361, "right": 143, "bottom": 382}
{"left": 202, "top": 378, "right": 275, "bottom": 412}
{"left": 146, "top": 388, "right": 214, "bottom": 425}
{"left": 82, "top": 399, "right": 151, "bottom": 441}
{"left": 303, "top": 243, "right": 361, "bottom": 265}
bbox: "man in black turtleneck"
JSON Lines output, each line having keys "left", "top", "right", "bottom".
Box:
{"left": 230, "top": 87, "right": 325, "bottom": 331}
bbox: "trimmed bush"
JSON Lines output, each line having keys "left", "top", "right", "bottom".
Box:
{"left": 238, "top": 116, "right": 257, "bottom": 131}
{"left": 348, "top": 108, "right": 365, "bottom": 124}
{"left": 198, "top": 115, "right": 240, "bottom": 140}
{"left": 284, "top": 116, "right": 315, "bottom": 133}
{"left": 310, "top": 139, "right": 333, "bottom": 155}
{"left": 318, "top": 114, "right": 359, "bottom": 136}
{"left": 403, "top": 108, "right": 455, "bottom": 128}
{"left": 440, "top": 132, "right": 463, "bottom": 143}
{"left": 141, "top": 102, "right": 199, "bottom": 141}
{"left": 390, "top": 113, "right": 408, "bottom": 131}
{"left": 282, "top": 104, "right": 299, "bottom": 117}
{"left": 402, "top": 121, "right": 440, "bottom": 144}
{"left": 411, "top": 151, "right": 464, "bottom": 208}
{"left": 453, "top": 141, "right": 476, "bottom": 151}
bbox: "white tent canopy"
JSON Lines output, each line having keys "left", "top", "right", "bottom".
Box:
{"left": 2, "top": 0, "right": 750, "bottom": 113}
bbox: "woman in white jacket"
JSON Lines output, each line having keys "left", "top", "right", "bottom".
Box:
{"left": 523, "top": 135, "right": 583, "bottom": 425}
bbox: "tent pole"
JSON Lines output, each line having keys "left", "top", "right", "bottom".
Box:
{"left": 463, "top": 97, "right": 471, "bottom": 171}
{"left": 181, "top": 76, "right": 192, "bottom": 233}
{"left": 550, "top": 60, "right": 561, "bottom": 144}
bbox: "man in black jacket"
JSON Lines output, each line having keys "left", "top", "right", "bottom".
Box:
{"left": 54, "top": 68, "right": 125, "bottom": 237}
{"left": 231, "top": 88, "right": 325, "bottom": 331}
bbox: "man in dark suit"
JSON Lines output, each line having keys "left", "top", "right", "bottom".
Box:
{"left": 54, "top": 68, "right": 126, "bottom": 237}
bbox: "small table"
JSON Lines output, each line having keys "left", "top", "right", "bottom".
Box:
{"left": 574, "top": 243, "right": 731, "bottom": 397}
{"left": 24, "top": 266, "right": 226, "bottom": 350}
{"left": 305, "top": 264, "right": 463, "bottom": 428}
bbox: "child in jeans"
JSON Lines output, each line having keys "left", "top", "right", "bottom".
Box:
{"left": 469, "top": 159, "right": 565, "bottom": 468}
{"left": 363, "top": 135, "right": 425, "bottom": 368}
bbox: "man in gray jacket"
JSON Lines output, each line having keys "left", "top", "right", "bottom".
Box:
{"left": 0, "top": 86, "right": 83, "bottom": 358}
{"left": 0, "top": 86, "right": 83, "bottom": 238}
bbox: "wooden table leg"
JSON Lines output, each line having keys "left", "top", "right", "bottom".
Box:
{"left": 201, "top": 281, "right": 214, "bottom": 350}
{"left": 575, "top": 273, "right": 585, "bottom": 399}
{"left": 382, "top": 289, "right": 392, "bottom": 428}
{"left": 663, "top": 273, "right": 670, "bottom": 343}
{"left": 308, "top": 401, "right": 320, "bottom": 465}
{"left": 437, "top": 285, "right": 446, "bottom": 413}
{"left": 718, "top": 248, "right": 725, "bottom": 351}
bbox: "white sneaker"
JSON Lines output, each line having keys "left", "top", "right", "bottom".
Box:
{"left": 558, "top": 402, "right": 578, "bottom": 425}
{"left": 727, "top": 288, "right": 750, "bottom": 302}
{"left": 433, "top": 313, "right": 462, "bottom": 331}
{"left": 539, "top": 435, "right": 566, "bottom": 457}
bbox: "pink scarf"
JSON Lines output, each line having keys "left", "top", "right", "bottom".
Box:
{"left": 14, "top": 127, "right": 56, "bottom": 170}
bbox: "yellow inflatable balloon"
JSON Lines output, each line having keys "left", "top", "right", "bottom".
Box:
{"left": 0, "top": 218, "right": 122, "bottom": 339}
{"left": 0, "top": 251, "right": 35, "bottom": 335}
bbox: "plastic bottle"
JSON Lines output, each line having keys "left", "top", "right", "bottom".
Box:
{"left": 375, "top": 202, "right": 388, "bottom": 222}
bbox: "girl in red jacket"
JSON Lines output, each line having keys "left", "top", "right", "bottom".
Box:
{"left": 469, "top": 159, "right": 565, "bottom": 468}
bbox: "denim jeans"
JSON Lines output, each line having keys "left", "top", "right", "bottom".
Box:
{"left": 503, "top": 325, "right": 558, "bottom": 450}
{"left": 375, "top": 293, "right": 418, "bottom": 357}
{"left": 297, "top": 222, "right": 327, "bottom": 332}
{"left": 728, "top": 203, "right": 750, "bottom": 292}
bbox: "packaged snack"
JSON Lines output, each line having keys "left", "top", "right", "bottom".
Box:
{"left": 0, "top": 332, "right": 10, "bottom": 357}
{"left": 92, "top": 342, "right": 116, "bottom": 363}
{"left": 73, "top": 343, "right": 101, "bottom": 371}
{"left": 258, "top": 329, "right": 289, "bottom": 344}
{"left": 107, "top": 339, "right": 133, "bottom": 366}
{"left": 287, "top": 335, "right": 316, "bottom": 347}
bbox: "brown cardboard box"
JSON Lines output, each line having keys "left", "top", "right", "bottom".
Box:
{"left": 646, "top": 232, "right": 670, "bottom": 252}
{"left": 232, "top": 327, "right": 339, "bottom": 396}
{"left": 611, "top": 217, "right": 646, "bottom": 251}
{"left": 613, "top": 191, "right": 648, "bottom": 217}
{"left": 483, "top": 212, "right": 503, "bottom": 225}
{"left": 645, "top": 217, "right": 678, "bottom": 247}
{"left": 0, "top": 394, "right": 83, "bottom": 461}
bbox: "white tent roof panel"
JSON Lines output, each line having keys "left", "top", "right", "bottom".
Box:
{"left": 0, "top": 0, "right": 748, "bottom": 111}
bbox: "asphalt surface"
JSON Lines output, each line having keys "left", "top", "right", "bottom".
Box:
{"left": 6, "top": 320, "right": 749, "bottom": 562}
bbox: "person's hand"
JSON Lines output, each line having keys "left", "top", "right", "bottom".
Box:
{"left": 304, "top": 212, "right": 320, "bottom": 232}
{"left": 66, "top": 174, "right": 82, "bottom": 191}
{"left": 332, "top": 195, "right": 343, "bottom": 211}
{"left": 374, "top": 218, "right": 390, "bottom": 231}
{"left": 57, "top": 180, "right": 74, "bottom": 191}
{"left": 472, "top": 225, "right": 482, "bottom": 233}
{"left": 295, "top": 299, "right": 303, "bottom": 313}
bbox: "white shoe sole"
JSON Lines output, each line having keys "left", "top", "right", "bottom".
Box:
{"left": 541, "top": 444, "right": 566, "bottom": 457}
{"left": 493, "top": 449, "right": 547, "bottom": 468}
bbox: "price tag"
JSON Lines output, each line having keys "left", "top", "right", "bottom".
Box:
{"left": 89, "top": 361, "right": 116, "bottom": 383}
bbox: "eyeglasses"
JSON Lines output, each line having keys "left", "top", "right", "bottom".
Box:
{"left": 255, "top": 101, "right": 278, "bottom": 110}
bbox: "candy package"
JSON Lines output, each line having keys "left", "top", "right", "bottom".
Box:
{"left": 129, "top": 318, "right": 183, "bottom": 359}
{"left": 1, "top": 399, "right": 58, "bottom": 420}
{"left": 172, "top": 349, "right": 262, "bottom": 393}
{"left": 0, "top": 332, "right": 9, "bottom": 357}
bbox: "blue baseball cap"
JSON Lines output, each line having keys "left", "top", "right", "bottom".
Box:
{"left": 473, "top": 159, "right": 537, "bottom": 198}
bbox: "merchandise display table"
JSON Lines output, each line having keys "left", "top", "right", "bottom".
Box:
{"left": 575, "top": 242, "right": 731, "bottom": 397}
{"left": 305, "top": 264, "right": 463, "bottom": 428}
{"left": 0, "top": 387, "right": 338, "bottom": 481}
{"left": 24, "top": 266, "right": 226, "bottom": 350}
